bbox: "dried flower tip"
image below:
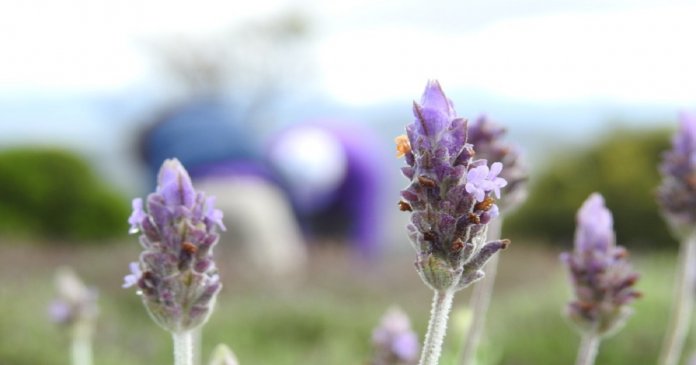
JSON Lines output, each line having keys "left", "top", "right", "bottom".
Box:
{"left": 395, "top": 135, "right": 411, "bottom": 158}
{"left": 398, "top": 200, "right": 413, "bottom": 212}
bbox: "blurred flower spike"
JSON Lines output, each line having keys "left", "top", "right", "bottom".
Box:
{"left": 658, "top": 112, "right": 696, "bottom": 237}
{"left": 397, "top": 80, "right": 509, "bottom": 292}
{"left": 467, "top": 116, "right": 528, "bottom": 213}
{"left": 561, "top": 193, "right": 640, "bottom": 337}
{"left": 371, "top": 307, "right": 419, "bottom": 365}
{"left": 48, "top": 267, "right": 99, "bottom": 327}
{"left": 124, "top": 158, "right": 224, "bottom": 333}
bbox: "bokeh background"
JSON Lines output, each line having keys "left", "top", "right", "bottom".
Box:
{"left": 1, "top": 0, "right": 696, "bottom": 364}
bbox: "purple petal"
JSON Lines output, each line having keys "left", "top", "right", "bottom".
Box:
{"left": 122, "top": 262, "right": 142, "bottom": 288}
{"left": 157, "top": 159, "right": 196, "bottom": 208}
{"left": 128, "top": 198, "right": 146, "bottom": 234}
{"left": 205, "top": 196, "right": 226, "bottom": 231}
{"left": 488, "top": 162, "right": 503, "bottom": 177}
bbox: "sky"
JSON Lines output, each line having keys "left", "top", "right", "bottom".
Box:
{"left": 1, "top": 0, "right": 695, "bottom": 105}
{"left": 0, "top": 0, "right": 695, "bottom": 191}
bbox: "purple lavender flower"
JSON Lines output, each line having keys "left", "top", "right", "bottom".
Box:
{"left": 561, "top": 193, "right": 640, "bottom": 336}
{"left": 48, "top": 267, "right": 99, "bottom": 327}
{"left": 125, "top": 158, "right": 224, "bottom": 333}
{"left": 467, "top": 116, "right": 528, "bottom": 213}
{"left": 658, "top": 112, "right": 696, "bottom": 237}
{"left": 371, "top": 307, "right": 419, "bottom": 365}
{"left": 397, "top": 80, "right": 509, "bottom": 291}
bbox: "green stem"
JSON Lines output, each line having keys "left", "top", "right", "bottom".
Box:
{"left": 71, "top": 323, "right": 93, "bottom": 365}
{"left": 173, "top": 331, "right": 194, "bottom": 365}
{"left": 658, "top": 233, "right": 696, "bottom": 365}
{"left": 458, "top": 218, "right": 503, "bottom": 365}
{"left": 575, "top": 332, "right": 600, "bottom": 365}
{"left": 419, "top": 289, "right": 455, "bottom": 365}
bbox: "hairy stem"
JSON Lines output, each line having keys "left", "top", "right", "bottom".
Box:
{"left": 458, "top": 218, "right": 503, "bottom": 365}
{"left": 575, "top": 332, "right": 600, "bottom": 365}
{"left": 173, "top": 331, "right": 194, "bottom": 365}
{"left": 658, "top": 233, "right": 696, "bottom": 365}
{"left": 419, "top": 289, "right": 455, "bottom": 365}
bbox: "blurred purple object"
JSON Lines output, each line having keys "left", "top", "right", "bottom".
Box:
{"left": 561, "top": 193, "right": 640, "bottom": 337}
{"left": 371, "top": 307, "right": 419, "bottom": 365}
{"left": 658, "top": 112, "right": 696, "bottom": 237}
{"left": 267, "top": 120, "right": 389, "bottom": 258}
{"left": 48, "top": 268, "right": 99, "bottom": 327}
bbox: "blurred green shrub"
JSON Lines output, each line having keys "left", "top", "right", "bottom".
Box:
{"left": 0, "top": 147, "right": 128, "bottom": 242}
{"left": 505, "top": 127, "right": 675, "bottom": 249}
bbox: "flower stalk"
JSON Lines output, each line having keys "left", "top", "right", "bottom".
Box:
{"left": 419, "top": 290, "right": 455, "bottom": 365}
{"left": 173, "top": 331, "right": 194, "bottom": 365}
{"left": 458, "top": 218, "right": 502, "bottom": 365}
{"left": 658, "top": 233, "right": 696, "bottom": 365}
{"left": 575, "top": 332, "right": 600, "bottom": 365}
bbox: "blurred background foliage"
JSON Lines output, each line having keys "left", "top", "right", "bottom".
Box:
{"left": 506, "top": 127, "right": 675, "bottom": 250}
{"left": 0, "top": 148, "right": 129, "bottom": 242}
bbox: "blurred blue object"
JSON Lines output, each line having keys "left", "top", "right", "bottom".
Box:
{"left": 140, "top": 98, "right": 266, "bottom": 184}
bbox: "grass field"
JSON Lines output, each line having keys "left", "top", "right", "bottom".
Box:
{"left": 0, "top": 240, "right": 690, "bottom": 365}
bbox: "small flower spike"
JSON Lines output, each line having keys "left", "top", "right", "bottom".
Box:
{"left": 467, "top": 116, "right": 528, "bottom": 213}
{"left": 371, "top": 307, "right": 419, "bottom": 365}
{"left": 561, "top": 193, "right": 640, "bottom": 337}
{"left": 125, "top": 158, "right": 224, "bottom": 333}
{"left": 48, "top": 267, "right": 99, "bottom": 327}
{"left": 397, "top": 80, "right": 510, "bottom": 292}
{"left": 658, "top": 112, "right": 696, "bottom": 237}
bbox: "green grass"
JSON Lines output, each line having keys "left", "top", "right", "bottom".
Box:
{"left": 0, "top": 242, "right": 689, "bottom": 364}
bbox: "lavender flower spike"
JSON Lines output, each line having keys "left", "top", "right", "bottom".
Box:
{"left": 125, "top": 158, "right": 224, "bottom": 336}
{"left": 371, "top": 307, "right": 419, "bottom": 365}
{"left": 561, "top": 194, "right": 640, "bottom": 365}
{"left": 397, "top": 80, "right": 509, "bottom": 365}
{"left": 658, "top": 112, "right": 696, "bottom": 237}
{"left": 398, "top": 80, "right": 509, "bottom": 293}
{"left": 658, "top": 113, "right": 696, "bottom": 365}
{"left": 49, "top": 267, "right": 99, "bottom": 365}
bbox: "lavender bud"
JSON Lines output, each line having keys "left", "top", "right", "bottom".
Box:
{"left": 371, "top": 307, "right": 419, "bottom": 365}
{"left": 658, "top": 113, "right": 696, "bottom": 238}
{"left": 561, "top": 193, "right": 641, "bottom": 337}
{"left": 397, "top": 80, "right": 510, "bottom": 291}
{"left": 48, "top": 267, "right": 99, "bottom": 327}
{"left": 125, "top": 158, "right": 224, "bottom": 333}
{"left": 467, "top": 116, "right": 528, "bottom": 213}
